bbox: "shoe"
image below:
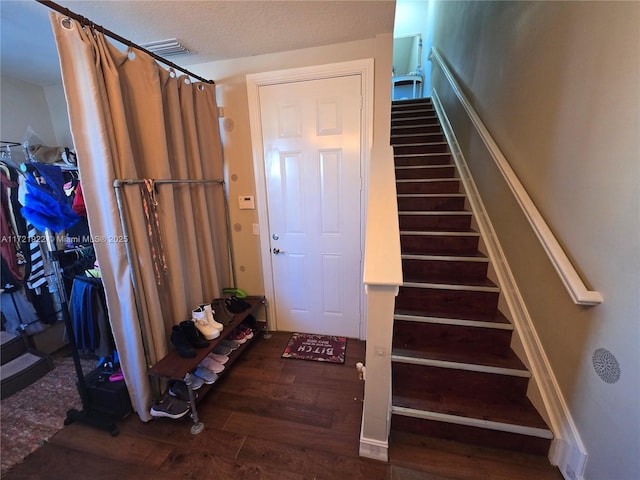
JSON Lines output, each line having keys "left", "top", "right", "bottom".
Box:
{"left": 211, "top": 298, "right": 235, "bottom": 325}
{"left": 108, "top": 369, "right": 124, "bottom": 382}
{"left": 191, "top": 307, "right": 219, "bottom": 340}
{"left": 150, "top": 396, "right": 190, "bottom": 419}
{"left": 220, "top": 339, "right": 241, "bottom": 351}
{"left": 213, "top": 344, "right": 233, "bottom": 356}
{"left": 187, "top": 373, "right": 204, "bottom": 390}
{"left": 243, "top": 314, "right": 258, "bottom": 330}
{"left": 239, "top": 324, "right": 254, "bottom": 339}
{"left": 180, "top": 320, "right": 209, "bottom": 348}
{"left": 208, "top": 353, "right": 229, "bottom": 364}
{"left": 225, "top": 296, "right": 250, "bottom": 313}
{"left": 228, "top": 328, "right": 247, "bottom": 344}
{"left": 168, "top": 380, "right": 198, "bottom": 402}
{"left": 199, "top": 357, "right": 225, "bottom": 374}
{"left": 193, "top": 366, "right": 218, "bottom": 384}
{"left": 199, "top": 303, "right": 224, "bottom": 331}
{"left": 171, "top": 326, "right": 196, "bottom": 358}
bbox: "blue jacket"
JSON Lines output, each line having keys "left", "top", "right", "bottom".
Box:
{"left": 21, "top": 163, "right": 80, "bottom": 233}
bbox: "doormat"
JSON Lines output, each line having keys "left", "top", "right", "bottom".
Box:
{"left": 281, "top": 333, "right": 347, "bottom": 364}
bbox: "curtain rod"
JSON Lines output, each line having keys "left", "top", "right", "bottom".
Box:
{"left": 36, "top": 0, "right": 215, "bottom": 85}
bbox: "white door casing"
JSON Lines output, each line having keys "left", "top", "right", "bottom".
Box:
{"left": 247, "top": 60, "right": 374, "bottom": 340}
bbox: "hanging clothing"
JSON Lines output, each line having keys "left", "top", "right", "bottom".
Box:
{"left": 0, "top": 172, "right": 23, "bottom": 282}
{"left": 71, "top": 180, "right": 86, "bottom": 217}
{"left": 140, "top": 180, "right": 168, "bottom": 285}
{"left": 21, "top": 163, "right": 80, "bottom": 233}
{"left": 1, "top": 257, "right": 21, "bottom": 292}
{"left": 0, "top": 163, "right": 24, "bottom": 246}
{"left": 1, "top": 289, "right": 39, "bottom": 335}
{"left": 69, "top": 276, "right": 113, "bottom": 357}
{"left": 25, "top": 222, "right": 47, "bottom": 291}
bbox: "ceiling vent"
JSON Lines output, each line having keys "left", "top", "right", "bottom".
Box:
{"left": 139, "top": 38, "right": 190, "bottom": 56}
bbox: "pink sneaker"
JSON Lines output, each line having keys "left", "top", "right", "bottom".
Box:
{"left": 239, "top": 325, "right": 254, "bottom": 339}
{"left": 228, "top": 328, "right": 247, "bottom": 344}
{"left": 199, "top": 357, "right": 225, "bottom": 374}
{"left": 208, "top": 353, "right": 229, "bottom": 364}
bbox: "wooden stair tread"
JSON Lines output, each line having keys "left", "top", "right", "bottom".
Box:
{"left": 392, "top": 393, "right": 550, "bottom": 434}
{"left": 389, "top": 430, "right": 560, "bottom": 473}
{"left": 401, "top": 276, "right": 498, "bottom": 289}
{"left": 396, "top": 178, "right": 459, "bottom": 183}
{"left": 402, "top": 252, "right": 488, "bottom": 260}
{"left": 400, "top": 229, "right": 479, "bottom": 236}
{"left": 398, "top": 210, "right": 471, "bottom": 214}
{"left": 392, "top": 98, "right": 433, "bottom": 105}
{"left": 392, "top": 108, "right": 436, "bottom": 115}
{"left": 394, "top": 153, "right": 452, "bottom": 165}
{"left": 392, "top": 346, "right": 527, "bottom": 372}
{"left": 394, "top": 309, "right": 512, "bottom": 326}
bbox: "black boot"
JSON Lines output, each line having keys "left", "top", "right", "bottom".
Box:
{"left": 171, "top": 326, "right": 196, "bottom": 358}
{"left": 180, "top": 320, "right": 210, "bottom": 348}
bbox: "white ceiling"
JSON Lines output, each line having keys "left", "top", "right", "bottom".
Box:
{"left": 0, "top": 0, "right": 395, "bottom": 87}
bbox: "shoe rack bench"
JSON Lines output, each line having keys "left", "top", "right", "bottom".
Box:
{"left": 147, "top": 296, "right": 268, "bottom": 434}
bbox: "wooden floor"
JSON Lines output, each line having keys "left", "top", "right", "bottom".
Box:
{"left": 4, "top": 332, "right": 563, "bottom": 480}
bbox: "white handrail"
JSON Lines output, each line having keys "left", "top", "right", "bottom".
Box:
{"left": 430, "top": 47, "right": 602, "bottom": 306}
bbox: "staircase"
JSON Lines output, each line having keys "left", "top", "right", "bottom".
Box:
{"left": 390, "top": 97, "right": 553, "bottom": 455}
{"left": 1, "top": 330, "right": 53, "bottom": 399}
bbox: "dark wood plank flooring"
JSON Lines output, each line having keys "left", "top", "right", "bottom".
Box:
{"left": 3, "top": 332, "right": 563, "bottom": 480}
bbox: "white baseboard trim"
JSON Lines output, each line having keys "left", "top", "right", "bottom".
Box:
{"left": 359, "top": 435, "right": 388, "bottom": 462}
{"left": 431, "top": 89, "right": 587, "bottom": 480}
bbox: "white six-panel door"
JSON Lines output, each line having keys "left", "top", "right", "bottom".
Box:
{"left": 258, "top": 75, "right": 362, "bottom": 338}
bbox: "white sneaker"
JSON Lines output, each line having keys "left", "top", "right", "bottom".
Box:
{"left": 199, "top": 303, "right": 223, "bottom": 331}
{"left": 192, "top": 307, "right": 219, "bottom": 340}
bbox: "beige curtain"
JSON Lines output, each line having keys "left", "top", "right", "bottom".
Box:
{"left": 50, "top": 13, "right": 230, "bottom": 421}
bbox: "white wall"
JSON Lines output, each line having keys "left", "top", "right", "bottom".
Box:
{"left": 431, "top": 2, "right": 640, "bottom": 479}
{"left": 44, "top": 84, "right": 72, "bottom": 148}
{"left": 0, "top": 76, "right": 58, "bottom": 157}
{"left": 394, "top": 0, "right": 437, "bottom": 94}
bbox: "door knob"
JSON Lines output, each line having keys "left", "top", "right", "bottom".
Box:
{"left": 272, "top": 248, "right": 286, "bottom": 255}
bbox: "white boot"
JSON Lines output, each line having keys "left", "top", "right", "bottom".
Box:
{"left": 200, "top": 303, "right": 223, "bottom": 331}
{"left": 192, "top": 307, "right": 219, "bottom": 340}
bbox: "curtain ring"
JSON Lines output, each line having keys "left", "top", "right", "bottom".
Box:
{"left": 184, "top": 78, "right": 191, "bottom": 85}
{"left": 60, "top": 17, "right": 74, "bottom": 30}
{"left": 198, "top": 84, "right": 205, "bottom": 91}
{"left": 169, "top": 69, "right": 176, "bottom": 79}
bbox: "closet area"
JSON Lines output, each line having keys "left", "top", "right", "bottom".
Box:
{"left": 1, "top": 137, "right": 128, "bottom": 427}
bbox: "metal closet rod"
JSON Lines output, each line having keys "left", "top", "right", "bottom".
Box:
{"left": 113, "top": 178, "right": 224, "bottom": 187}
{"left": 112, "top": 176, "right": 237, "bottom": 288}
{"left": 36, "top": 0, "right": 215, "bottom": 85}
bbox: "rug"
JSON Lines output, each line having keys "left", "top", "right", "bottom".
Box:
{"left": 1, "top": 352, "right": 96, "bottom": 476}
{"left": 281, "top": 332, "right": 347, "bottom": 364}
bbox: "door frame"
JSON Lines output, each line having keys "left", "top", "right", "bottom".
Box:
{"left": 246, "top": 59, "right": 374, "bottom": 340}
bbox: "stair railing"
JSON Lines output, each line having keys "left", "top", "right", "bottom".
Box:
{"left": 430, "top": 47, "right": 602, "bottom": 306}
